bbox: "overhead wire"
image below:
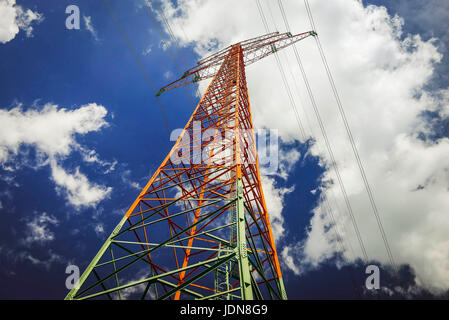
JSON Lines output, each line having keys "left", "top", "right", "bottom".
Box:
{"left": 103, "top": 0, "right": 171, "bottom": 133}
{"left": 255, "top": 0, "right": 307, "bottom": 141}
{"left": 151, "top": 1, "right": 203, "bottom": 101}
{"left": 303, "top": 0, "right": 396, "bottom": 269}
{"left": 266, "top": 0, "right": 280, "bottom": 32}
{"left": 273, "top": 0, "right": 369, "bottom": 262}
{"left": 271, "top": 0, "right": 363, "bottom": 296}
{"left": 143, "top": 2, "right": 198, "bottom": 110}
{"left": 278, "top": 8, "right": 360, "bottom": 265}
{"left": 275, "top": 0, "right": 358, "bottom": 261}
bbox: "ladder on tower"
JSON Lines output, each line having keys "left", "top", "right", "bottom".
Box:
{"left": 214, "top": 243, "right": 230, "bottom": 300}
{"left": 214, "top": 201, "right": 239, "bottom": 300}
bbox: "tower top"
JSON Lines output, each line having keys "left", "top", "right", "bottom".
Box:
{"left": 156, "top": 30, "right": 316, "bottom": 95}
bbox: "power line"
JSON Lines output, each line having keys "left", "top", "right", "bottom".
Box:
{"left": 103, "top": 0, "right": 171, "bottom": 133}
{"left": 255, "top": 0, "right": 307, "bottom": 141}
{"left": 303, "top": 0, "right": 396, "bottom": 269}
{"left": 275, "top": 0, "right": 359, "bottom": 260}
{"left": 274, "top": 0, "right": 369, "bottom": 262}
{"left": 271, "top": 0, "right": 364, "bottom": 296}
{"left": 143, "top": 2, "right": 198, "bottom": 110}
{"left": 278, "top": 42, "right": 357, "bottom": 251}
{"left": 150, "top": 1, "right": 203, "bottom": 101}
{"left": 266, "top": 0, "right": 279, "bottom": 32}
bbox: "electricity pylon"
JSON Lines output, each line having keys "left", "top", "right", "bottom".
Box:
{"left": 65, "top": 30, "right": 315, "bottom": 300}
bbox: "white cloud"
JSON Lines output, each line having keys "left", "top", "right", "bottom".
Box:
{"left": 0, "top": 102, "right": 112, "bottom": 208}
{"left": 259, "top": 145, "right": 299, "bottom": 242}
{"left": 94, "top": 223, "right": 105, "bottom": 237}
{"left": 0, "top": 0, "right": 43, "bottom": 44}
{"left": 50, "top": 160, "right": 112, "bottom": 208}
{"left": 261, "top": 176, "right": 294, "bottom": 243}
{"left": 24, "top": 212, "right": 59, "bottom": 244}
{"left": 0, "top": 102, "right": 108, "bottom": 161}
{"left": 1, "top": 215, "right": 71, "bottom": 274}
{"left": 1, "top": 211, "right": 66, "bottom": 270}
{"left": 142, "top": 45, "right": 152, "bottom": 56}
{"left": 118, "top": 269, "right": 154, "bottom": 300}
{"left": 163, "top": 70, "right": 173, "bottom": 80}
{"left": 159, "top": 39, "right": 170, "bottom": 51}
{"left": 83, "top": 15, "right": 99, "bottom": 41}
{"left": 277, "top": 147, "right": 301, "bottom": 180}
{"left": 121, "top": 169, "right": 142, "bottom": 190}
{"left": 2, "top": 246, "right": 65, "bottom": 270}
{"left": 159, "top": 0, "right": 449, "bottom": 294}
{"left": 281, "top": 246, "right": 300, "bottom": 275}
{"left": 23, "top": 250, "right": 64, "bottom": 270}
{"left": 75, "top": 144, "right": 117, "bottom": 174}
{"left": 22, "top": 212, "right": 58, "bottom": 245}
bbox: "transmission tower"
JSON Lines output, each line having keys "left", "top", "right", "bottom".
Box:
{"left": 65, "top": 30, "right": 315, "bottom": 300}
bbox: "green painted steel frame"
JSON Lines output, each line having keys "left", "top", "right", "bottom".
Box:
{"left": 65, "top": 187, "right": 283, "bottom": 300}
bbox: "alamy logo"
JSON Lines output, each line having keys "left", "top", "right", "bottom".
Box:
{"left": 169, "top": 121, "right": 279, "bottom": 173}
{"left": 65, "top": 5, "right": 80, "bottom": 30}
{"left": 365, "top": 265, "right": 380, "bottom": 290}
{"left": 65, "top": 265, "right": 80, "bottom": 290}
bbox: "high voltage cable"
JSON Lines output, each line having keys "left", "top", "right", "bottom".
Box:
{"left": 266, "top": 0, "right": 279, "bottom": 32}
{"left": 151, "top": 1, "right": 203, "bottom": 101}
{"left": 276, "top": 0, "right": 369, "bottom": 262}
{"left": 303, "top": 0, "right": 396, "bottom": 269}
{"left": 274, "top": 0, "right": 369, "bottom": 262}
{"left": 275, "top": 1, "right": 354, "bottom": 255}
{"left": 322, "top": 196, "right": 362, "bottom": 298}
{"left": 144, "top": 2, "right": 198, "bottom": 110}
{"left": 255, "top": 0, "right": 307, "bottom": 141}
{"left": 276, "top": 10, "right": 360, "bottom": 265}
{"left": 285, "top": 44, "right": 362, "bottom": 269}
{"left": 279, "top": 45, "right": 352, "bottom": 244}
{"left": 103, "top": 0, "right": 171, "bottom": 133}
{"left": 269, "top": 0, "right": 363, "bottom": 296}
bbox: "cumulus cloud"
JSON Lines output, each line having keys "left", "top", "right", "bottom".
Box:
{"left": 261, "top": 176, "right": 294, "bottom": 242}
{"left": 281, "top": 246, "right": 300, "bottom": 275}
{"left": 118, "top": 269, "right": 154, "bottom": 300}
{"left": 75, "top": 144, "right": 117, "bottom": 174}
{"left": 0, "top": 103, "right": 108, "bottom": 161}
{"left": 0, "top": 102, "right": 112, "bottom": 208}
{"left": 2, "top": 210, "right": 67, "bottom": 270}
{"left": 0, "top": 0, "right": 43, "bottom": 44}
{"left": 0, "top": 245, "right": 65, "bottom": 270}
{"left": 260, "top": 146, "right": 299, "bottom": 243}
{"left": 50, "top": 160, "right": 112, "bottom": 208}
{"left": 158, "top": 0, "right": 449, "bottom": 293}
{"left": 120, "top": 169, "right": 142, "bottom": 190}
{"left": 22, "top": 212, "right": 59, "bottom": 245}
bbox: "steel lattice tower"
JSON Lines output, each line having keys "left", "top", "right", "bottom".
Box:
{"left": 65, "top": 31, "right": 315, "bottom": 300}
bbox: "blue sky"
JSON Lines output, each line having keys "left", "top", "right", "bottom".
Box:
{"left": 0, "top": 0, "right": 448, "bottom": 299}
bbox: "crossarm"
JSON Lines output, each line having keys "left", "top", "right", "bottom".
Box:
{"left": 156, "top": 30, "right": 316, "bottom": 95}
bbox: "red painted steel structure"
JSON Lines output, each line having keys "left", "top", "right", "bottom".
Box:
{"left": 65, "top": 31, "right": 314, "bottom": 300}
